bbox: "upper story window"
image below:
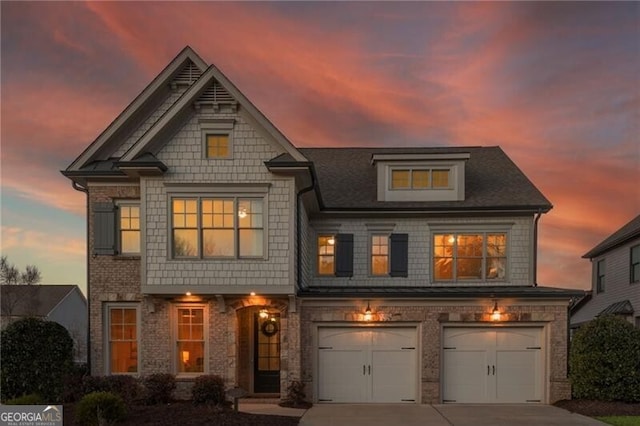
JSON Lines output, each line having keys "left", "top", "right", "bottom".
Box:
{"left": 596, "top": 259, "right": 606, "bottom": 293}
{"left": 371, "top": 235, "right": 389, "bottom": 275}
{"left": 200, "top": 118, "right": 234, "bottom": 159}
{"left": 172, "top": 197, "right": 264, "bottom": 259}
{"left": 118, "top": 203, "right": 140, "bottom": 254}
{"left": 206, "top": 134, "right": 230, "bottom": 158}
{"left": 433, "top": 233, "right": 507, "bottom": 281}
{"left": 631, "top": 245, "right": 640, "bottom": 284}
{"left": 106, "top": 305, "right": 139, "bottom": 374}
{"left": 317, "top": 235, "right": 336, "bottom": 275}
{"left": 390, "top": 168, "right": 450, "bottom": 190}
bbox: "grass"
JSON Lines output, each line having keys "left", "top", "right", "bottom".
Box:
{"left": 596, "top": 417, "right": 640, "bottom": 426}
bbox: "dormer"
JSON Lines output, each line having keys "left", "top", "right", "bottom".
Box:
{"left": 372, "top": 152, "right": 470, "bottom": 202}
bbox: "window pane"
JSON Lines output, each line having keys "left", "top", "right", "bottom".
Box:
{"left": 487, "top": 258, "right": 506, "bottom": 279}
{"left": 371, "top": 235, "right": 389, "bottom": 275}
{"left": 372, "top": 256, "right": 388, "bottom": 275}
{"left": 434, "top": 257, "right": 453, "bottom": 280}
{"left": 207, "top": 135, "right": 229, "bottom": 158}
{"left": 239, "top": 229, "right": 263, "bottom": 257}
{"left": 111, "top": 308, "right": 123, "bottom": 324}
{"left": 174, "top": 229, "right": 198, "bottom": 257}
{"left": 412, "top": 170, "right": 429, "bottom": 188}
{"left": 111, "top": 342, "right": 137, "bottom": 373}
{"left": 319, "top": 256, "right": 334, "bottom": 275}
{"left": 203, "top": 229, "right": 234, "bottom": 257}
{"left": 391, "top": 170, "right": 410, "bottom": 189}
{"left": 432, "top": 170, "right": 449, "bottom": 187}
{"left": 457, "top": 258, "right": 482, "bottom": 279}
{"left": 121, "top": 231, "right": 140, "bottom": 254}
{"left": 177, "top": 341, "right": 205, "bottom": 373}
{"left": 318, "top": 236, "right": 335, "bottom": 275}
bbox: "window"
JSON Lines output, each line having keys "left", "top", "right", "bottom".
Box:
{"left": 206, "top": 134, "right": 230, "bottom": 158}
{"left": 317, "top": 235, "right": 335, "bottom": 275}
{"left": 390, "top": 168, "right": 450, "bottom": 190}
{"left": 107, "top": 306, "right": 138, "bottom": 374}
{"left": 631, "top": 245, "right": 640, "bottom": 283}
{"left": 433, "top": 233, "right": 507, "bottom": 281}
{"left": 371, "top": 235, "right": 389, "bottom": 275}
{"left": 597, "top": 259, "right": 605, "bottom": 293}
{"left": 176, "top": 307, "right": 205, "bottom": 374}
{"left": 172, "top": 197, "right": 264, "bottom": 258}
{"left": 118, "top": 203, "right": 140, "bottom": 254}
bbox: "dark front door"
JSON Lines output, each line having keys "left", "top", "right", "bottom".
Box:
{"left": 253, "top": 313, "right": 280, "bottom": 393}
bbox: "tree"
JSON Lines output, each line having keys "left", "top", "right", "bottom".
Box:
{"left": 0, "top": 256, "right": 41, "bottom": 285}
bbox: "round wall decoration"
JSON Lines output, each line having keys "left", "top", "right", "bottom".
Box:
{"left": 261, "top": 320, "right": 278, "bottom": 337}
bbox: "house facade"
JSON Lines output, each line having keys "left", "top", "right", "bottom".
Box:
{"left": 571, "top": 214, "right": 640, "bottom": 329}
{"left": 63, "top": 46, "right": 581, "bottom": 404}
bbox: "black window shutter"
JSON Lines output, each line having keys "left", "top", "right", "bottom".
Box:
{"left": 390, "top": 233, "right": 409, "bottom": 277}
{"left": 94, "top": 202, "right": 116, "bottom": 255}
{"left": 335, "top": 233, "right": 354, "bottom": 277}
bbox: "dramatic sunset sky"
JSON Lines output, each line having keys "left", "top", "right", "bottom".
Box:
{"left": 1, "top": 2, "right": 638, "bottom": 295}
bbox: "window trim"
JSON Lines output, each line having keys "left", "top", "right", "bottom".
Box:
{"left": 432, "top": 231, "right": 509, "bottom": 282}
{"left": 370, "top": 233, "right": 390, "bottom": 276}
{"left": 174, "top": 303, "right": 209, "bottom": 377}
{"left": 169, "top": 195, "right": 267, "bottom": 260}
{"left": 596, "top": 259, "right": 606, "bottom": 293}
{"left": 631, "top": 245, "right": 640, "bottom": 284}
{"left": 317, "top": 234, "right": 336, "bottom": 276}
{"left": 200, "top": 119, "right": 234, "bottom": 160}
{"left": 105, "top": 303, "right": 140, "bottom": 376}
{"left": 116, "top": 200, "right": 141, "bottom": 255}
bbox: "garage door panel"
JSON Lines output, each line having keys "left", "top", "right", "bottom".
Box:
{"left": 496, "top": 350, "right": 541, "bottom": 402}
{"left": 318, "top": 349, "right": 366, "bottom": 402}
{"left": 319, "top": 328, "right": 370, "bottom": 349}
{"left": 371, "top": 328, "right": 416, "bottom": 348}
{"left": 445, "top": 328, "right": 495, "bottom": 347}
{"left": 496, "top": 329, "right": 540, "bottom": 348}
{"left": 443, "top": 349, "right": 489, "bottom": 403}
{"left": 371, "top": 349, "right": 416, "bottom": 402}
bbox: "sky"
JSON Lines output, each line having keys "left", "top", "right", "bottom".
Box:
{"left": 1, "top": 2, "right": 638, "bottom": 295}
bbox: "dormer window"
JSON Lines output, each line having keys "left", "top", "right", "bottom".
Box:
{"left": 372, "top": 153, "right": 469, "bottom": 202}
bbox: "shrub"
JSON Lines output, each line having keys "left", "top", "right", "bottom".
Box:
{"left": 0, "top": 317, "right": 74, "bottom": 402}
{"left": 4, "top": 394, "right": 44, "bottom": 405}
{"left": 280, "top": 380, "right": 312, "bottom": 408}
{"left": 141, "top": 373, "right": 176, "bottom": 404}
{"left": 82, "top": 375, "right": 140, "bottom": 404}
{"left": 76, "top": 391, "right": 127, "bottom": 426}
{"left": 62, "top": 363, "right": 89, "bottom": 403}
{"left": 192, "top": 375, "right": 226, "bottom": 405}
{"left": 570, "top": 315, "right": 640, "bottom": 402}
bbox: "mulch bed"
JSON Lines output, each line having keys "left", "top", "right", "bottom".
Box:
{"left": 63, "top": 401, "right": 300, "bottom": 426}
{"left": 554, "top": 400, "right": 640, "bottom": 417}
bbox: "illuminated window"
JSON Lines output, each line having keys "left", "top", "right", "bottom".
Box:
{"left": 118, "top": 204, "right": 140, "bottom": 254}
{"left": 108, "top": 306, "right": 138, "bottom": 374}
{"left": 390, "top": 168, "right": 450, "bottom": 189}
{"left": 206, "top": 134, "right": 230, "bottom": 158}
{"left": 176, "top": 307, "right": 205, "bottom": 374}
{"left": 317, "top": 235, "right": 335, "bottom": 275}
{"left": 371, "top": 235, "right": 389, "bottom": 275}
{"left": 433, "top": 233, "right": 507, "bottom": 281}
{"left": 172, "top": 197, "right": 264, "bottom": 258}
{"left": 597, "top": 260, "right": 605, "bottom": 293}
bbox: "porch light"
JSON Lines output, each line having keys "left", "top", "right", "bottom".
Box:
{"left": 185, "top": 291, "right": 192, "bottom": 296}
{"left": 364, "top": 301, "right": 373, "bottom": 321}
{"left": 491, "top": 300, "right": 501, "bottom": 321}
{"left": 259, "top": 308, "right": 269, "bottom": 319}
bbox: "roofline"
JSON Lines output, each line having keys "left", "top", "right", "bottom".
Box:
{"left": 315, "top": 206, "right": 552, "bottom": 215}
{"left": 66, "top": 46, "right": 208, "bottom": 171}
{"left": 582, "top": 228, "right": 640, "bottom": 259}
{"left": 47, "top": 286, "right": 86, "bottom": 317}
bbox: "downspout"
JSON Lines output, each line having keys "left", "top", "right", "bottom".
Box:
{"left": 72, "top": 181, "right": 91, "bottom": 373}
{"left": 296, "top": 169, "right": 316, "bottom": 291}
{"left": 533, "top": 209, "right": 543, "bottom": 287}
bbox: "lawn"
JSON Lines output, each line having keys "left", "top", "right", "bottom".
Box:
{"left": 596, "top": 417, "right": 640, "bottom": 426}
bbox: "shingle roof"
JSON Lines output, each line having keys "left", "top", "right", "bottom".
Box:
{"left": 0, "top": 285, "right": 82, "bottom": 317}
{"left": 583, "top": 214, "right": 640, "bottom": 259}
{"left": 297, "top": 146, "right": 552, "bottom": 211}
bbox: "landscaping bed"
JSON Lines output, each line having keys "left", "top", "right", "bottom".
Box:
{"left": 63, "top": 401, "right": 300, "bottom": 426}
{"left": 554, "top": 400, "right": 640, "bottom": 417}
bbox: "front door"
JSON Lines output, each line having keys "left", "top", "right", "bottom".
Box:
{"left": 253, "top": 313, "right": 280, "bottom": 393}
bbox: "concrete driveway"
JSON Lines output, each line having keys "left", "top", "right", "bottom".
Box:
{"left": 299, "top": 404, "right": 606, "bottom": 426}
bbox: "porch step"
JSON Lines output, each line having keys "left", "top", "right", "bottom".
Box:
{"left": 239, "top": 397, "right": 281, "bottom": 404}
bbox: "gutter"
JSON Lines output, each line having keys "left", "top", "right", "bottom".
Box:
{"left": 71, "top": 181, "right": 91, "bottom": 372}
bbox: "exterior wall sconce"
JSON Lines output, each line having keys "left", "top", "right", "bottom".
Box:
{"left": 491, "top": 300, "right": 501, "bottom": 321}
{"left": 364, "top": 301, "right": 373, "bottom": 321}
{"left": 259, "top": 308, "right": 269, "bottom": 319}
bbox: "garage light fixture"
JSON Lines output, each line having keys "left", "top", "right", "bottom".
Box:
{"left": 364, "top": 301, "right": 373, "bottom": 321}
{"left": 491, "top": 300, "right": 501, "bottom": 321}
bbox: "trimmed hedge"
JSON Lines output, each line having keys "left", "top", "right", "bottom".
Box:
{"left": 82, "top": 375, "right": 140, "bottom": 404}
{"left": 192, "top": 375, "right": 226, "bottom": 405}
{"left": 76, "top": 391, "right": 127, "bottom": 425}
{"left": 0, "top": 317, "right": 74, "bottom": 402}
{"left": 141, "top": 373, "right": 176, "bottom": 404}
{"left": 570, "top": 315, "right": 640, "bottom": 402}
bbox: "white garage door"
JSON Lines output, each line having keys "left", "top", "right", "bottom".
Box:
{"left": 318, "top": 327, "right": 417, "bottom": 403}
{"left": 443, "top": 327, "right": 543, "bottom": 403}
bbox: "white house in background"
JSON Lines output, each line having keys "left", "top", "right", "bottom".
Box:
{"left": 1, "top": 284, "right": 88, "bottom": 362}
{"left": 62, "top": 46, "right": 582, "bottom": 404}
{"left": 571, "top": 214, "right": 640, "bottom": 329}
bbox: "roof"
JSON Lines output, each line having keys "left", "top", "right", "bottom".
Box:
{"left": 583, "top": 214, "right": 640, "bottom": 258}
{"left": 299, "top": 285, "right": 583, "bottom": 299}
{"left": 598, "top": 300, "right": 634, "bottom": 316}
{"left": 0, "top": 285, "right": 84, "bottom": 317}
{"left": 297, "top": 147, "right": 552, "bottom": 212}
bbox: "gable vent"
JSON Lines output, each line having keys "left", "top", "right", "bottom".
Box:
{"left": 195, "top": 80, "right": 238, "bottom": 112}
{"left": 171, "top": 61, "right": 202, "bottom": 87}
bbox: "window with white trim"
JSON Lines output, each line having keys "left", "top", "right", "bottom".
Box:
{"left": 631, "top": 245, "right": 640, "bottom": 284}
{"left": 317, "top": 235, "right": 335, "bottom": 275}
{"left": 106, "top": 305, "right": 139, "bottom": 374}
{"left": 371, "top": 234, "right": 389, "bottom": 275}
{"left": 433, "top": 233, "right": 507, "bottom": 281}
{"left": 390, "top": 168, "right": 450, "bottom": 190}
{"left": 172, "top": 197, "right": 264, "bottom": 259}
{"left": 176, "top": 306, "right": 206, "bottom": 374}
{"left": 596, "top": 259, "right": 605, "bottom": 293}
{"left": 118, "top": 202, "right": 140, "bottom": 254}
{"left": 205, "top": 134, "right": 230, "bottom": 158}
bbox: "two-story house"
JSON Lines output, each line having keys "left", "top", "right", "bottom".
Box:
{"left": 63, "top": 46, "right": 581, "bottom": 405}
{"left": 571, "top": 214, "right": 640, "bottom": 330}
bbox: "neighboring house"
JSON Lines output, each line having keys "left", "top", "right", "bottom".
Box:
{"left": 1, "top": 284, "right": 88, "bottom": 362}
{"left": 571, "top": 214, "right": 640, "bottom": 330}
{"left": 62, "top": 46, "right": 582, "bottom": 404}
